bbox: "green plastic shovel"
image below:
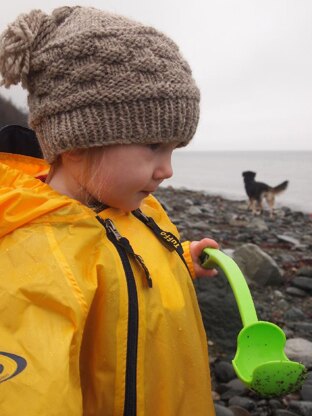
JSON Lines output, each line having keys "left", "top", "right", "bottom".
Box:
{"left": 201, "top": 248, "right": 307, "bottom": 397}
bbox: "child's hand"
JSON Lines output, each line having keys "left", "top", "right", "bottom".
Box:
{"left": 190, "top": 238, "right": 219, "bottom": 278}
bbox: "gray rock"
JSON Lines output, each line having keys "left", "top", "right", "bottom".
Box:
{"left": 289, "top": 322, "right": 312, "bottom": 336}
{"left": 214, "top": 403, "right": 234, "bottom": 416}
{"left": 200, "top": 203, "right": 214, "bottom": 214}
{"left": 283, "top": 327, "right": 295, "bottom": 339}
{"left": 229, "top": 405, "right": 251, "bottom": 416}
{"left": 195, "top": 271, "right": 242, "bottom": 354}
{"left": 184, "top": 198, "right": 193, "bottom": 206}
{"left": 285, "top": 338, "right": 312, "bottom": 368}
{"left": 286, "top": 287, "right": 308, "bottom": 297}
{"left": 187, "top": 205, "right": 202, "bottom": 215}
{"left": 274, "top": 411, "right": 300, "bottom": 416}
{"left": 301, "top": 372, "right": 312, "bottom": 401}
{"left": 228, "top": 396, "right": 256, "bottom": 410}
{"left": 285, "top": 307, "right": 306, "bottom": 321}
{"left": 277, "top": 299, "right": 289, "bottom": 310}
{"left": 220, "top": 379, "right": 248, "bottom": 400}
{"left": 276, "top": 234, "right": 303, "bottom": 247}
{"left": 269, "top": 399, "right": 283, "bottom": 409}
{"left": 302, "top": 235, "right": 312, "bottom": 245}
{"left": 226, "top": 214, "right": 249, "bottom": 227}
{"left": 190, "top": 221, "right": 209, "bottom": 231}
{"left": 278, "top": 253, "right": 298, "bottom": 264}
{"left": 247, "top": 218, "right": 269, "bottom": 231}
{"left": 274, "top": 290, "right": 285, "bottom": 298}
{"left": 292, "top": 277, "right": 312, "bottom": 292}
{"left": 233, "top": 243, "right": 283, "bottom": 286}
{"left": 223, "top": 248, "right": 235, "bottom": 257}
{"left": 297, "top": 267, "right": 312, "bottom": 277}
{"left": 301, "top": 384, "right": 312, "bottom": 401}
{"left": 288, "top": 400, "right": 312, "bottom": 416}
{"left": 214, "top": 360, "right": 237, "bottom": 383}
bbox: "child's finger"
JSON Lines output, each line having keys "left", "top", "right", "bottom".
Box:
{"left": 194, "top": 263, "right": 218, "bottom": 278}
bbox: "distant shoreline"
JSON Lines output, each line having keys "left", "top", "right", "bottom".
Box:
{"left": 160, "top": 184, "right": 312, "bottom": 215}
{"left": 163, "top": 150, "right": 312, "bottom": 214}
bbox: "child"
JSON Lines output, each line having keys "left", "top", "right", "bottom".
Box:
{"left": 0, "top": 6, "right": 218, "bottom": 415}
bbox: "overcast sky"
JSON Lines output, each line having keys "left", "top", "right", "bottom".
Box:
{"left": 1, "top": 0, "right": 311, "bottom": 150}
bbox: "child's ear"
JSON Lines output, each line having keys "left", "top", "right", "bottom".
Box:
{"left": 62, "top": 149, "right": 85, "bottom": 162}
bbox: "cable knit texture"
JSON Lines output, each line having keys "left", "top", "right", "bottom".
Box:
{"left": 0, "top": 6, "right": 200, "bottom": 162}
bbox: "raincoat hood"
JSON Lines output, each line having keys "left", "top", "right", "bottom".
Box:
{"left": 0, "top": 153, "right": 87, "bottom": 238}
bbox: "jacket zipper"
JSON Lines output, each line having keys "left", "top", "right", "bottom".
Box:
{"left": 96, "top": 216, "right": 138, "bottom": 416}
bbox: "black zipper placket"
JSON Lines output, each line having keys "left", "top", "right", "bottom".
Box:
{"left": 96, "top": 216, "right": 138, "bottom": 416}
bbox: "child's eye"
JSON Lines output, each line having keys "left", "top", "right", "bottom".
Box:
{"left": 148, "top": 143, "right": 161, "bottom": 151}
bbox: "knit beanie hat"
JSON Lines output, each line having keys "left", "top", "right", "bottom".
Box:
{"left": 0, "top": 6, "right": 200, "bottom": 163}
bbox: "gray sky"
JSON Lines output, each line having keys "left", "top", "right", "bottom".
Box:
{"left": 1, "top": 0, "right": 311, "bottom": 150}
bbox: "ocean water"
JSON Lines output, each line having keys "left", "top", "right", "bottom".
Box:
{"left": 163, "top": 151, "right": 312, "bottom": 214}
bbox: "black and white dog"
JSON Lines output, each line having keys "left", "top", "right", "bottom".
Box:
{"left": 242, "top": 171, "right": 289, "bottom": 217}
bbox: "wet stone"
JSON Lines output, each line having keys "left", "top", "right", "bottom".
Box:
{"left": 274, "top": 410, "right": 300, "bottom": 416}
{"left": 285, "top": 287, "right": 308, "bottom": 297}
{"left": 300, "top": 372, "right": 312, "bottom": 402}
{"left": 187, "top": 205, "right": 203, "bottom": 215}
{"left": 300, "top": 384, "right": 312, "bottom": 402}
{"left": 289, "top": 400, "right": 312, "bottom": 416}
{"left": 276, "top": 299, "right": 289, "bottom": 310}
{"left": 269, "top": 399, "right": 283, "bottom": 410}
{"left": 228, "top": 396, "right": 256, "bottom": 410}
{"left": 215, "top": 403, "right": 235, "bottom": 416}
{"left": 229, "top": 405, "right": 252, "bottom": 416}
{"left": 214, "top": 360, "right": 237, "bottom": 383}
{"left": 288, "top": 322, "right": 312, "bottom": 336}
{"left": 284, "top": 307, "right": 306, "bottom": 321}
{"left": 292, "top": 277, "right": 312, "bottom": 292}
{"left": 219, "top": 379, "right": 249, "bottom": 400}
{"left": 297, "top": 267, "right": 312, "bottom": 277}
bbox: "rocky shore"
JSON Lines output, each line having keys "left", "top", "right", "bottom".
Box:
{"left": 154, "top": 186, "right": 312, "bottom": 416}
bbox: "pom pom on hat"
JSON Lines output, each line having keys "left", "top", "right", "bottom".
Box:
{"left": 0, "top": 10, "right": 47, "bottom": 88}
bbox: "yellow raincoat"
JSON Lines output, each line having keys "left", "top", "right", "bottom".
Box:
{"left": 0, "top": 153, "right": 215, "bottom": 416}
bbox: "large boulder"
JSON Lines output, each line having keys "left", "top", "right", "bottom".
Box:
{"left": 233, "top": 244, "right": 283, "bottom": 286}
{"left": 194, "top": 270, "right": 242, "bottom": 355}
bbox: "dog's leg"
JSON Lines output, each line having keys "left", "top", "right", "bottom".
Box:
{"left": 250, "top": 199, "right": 258, "bottom": 215}
{"left": 265, "top": 192, "right": 275, "bottom": 218}
{"left": 257, "top": 199, "right": 263, "bottom": 215}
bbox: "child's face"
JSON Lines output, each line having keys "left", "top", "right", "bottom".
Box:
{"left": 80, "top": 142, "right": 178, "bottom": 211}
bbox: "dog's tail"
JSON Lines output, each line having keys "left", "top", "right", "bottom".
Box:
{"left": 271, "top": 180, "right": 289, "bottom": 194}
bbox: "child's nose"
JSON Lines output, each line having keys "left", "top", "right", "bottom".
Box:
{"left": 153, "top": 157, "right": 173, "bottom": 180}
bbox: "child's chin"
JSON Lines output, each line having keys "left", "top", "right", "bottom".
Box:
{"left": 114, "top": 202, "right": 143, "bottom": 212}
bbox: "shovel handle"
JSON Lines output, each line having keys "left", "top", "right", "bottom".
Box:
{"left": 201, "top": 248, "right": 258, "bottom": 327}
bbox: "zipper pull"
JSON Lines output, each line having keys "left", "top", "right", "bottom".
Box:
{"left": 97, "top": 216, "right": 153, "bottom": 288}
{"left": 103, "top": 218, "right": 123, "bottom": 240}
{"left": 117, "top": 236, "right": 153, "bottom": 289}
{"left": 132, "top": 253, "right": 153, "bottom": 288}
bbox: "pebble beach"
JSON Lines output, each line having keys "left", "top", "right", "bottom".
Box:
{"left": 154, "top": 186, "right": 312, "bottom": 416}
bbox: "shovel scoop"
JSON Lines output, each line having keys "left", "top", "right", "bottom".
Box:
{"left": 201, "top": 248, "right": 307, "bottom": 397}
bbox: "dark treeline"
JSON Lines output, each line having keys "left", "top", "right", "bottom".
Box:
{"left": 0, "top": 95, "right": 28, "bottom": 128}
